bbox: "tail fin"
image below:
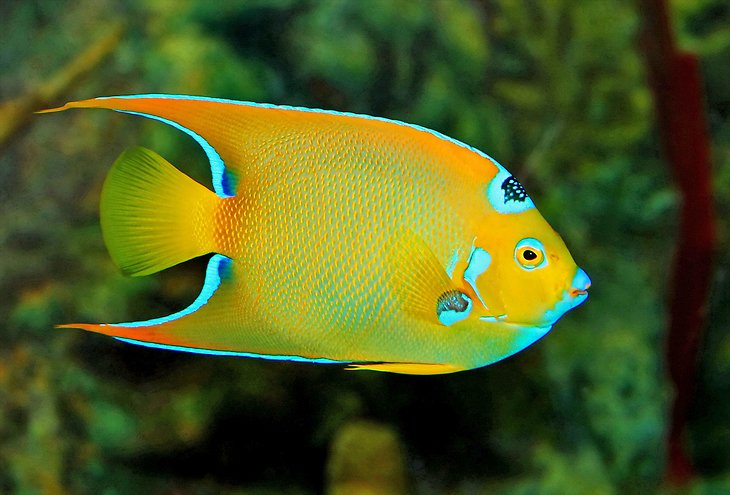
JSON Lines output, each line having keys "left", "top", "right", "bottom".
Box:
{"left": 101, "top": 146, "right": 220, "bottom": 276}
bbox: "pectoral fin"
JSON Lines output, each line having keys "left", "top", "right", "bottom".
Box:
{"left": 391, "top": 230, "right": 472, "bottom": 327}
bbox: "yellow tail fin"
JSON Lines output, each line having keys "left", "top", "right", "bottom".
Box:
{"left": 101, "top": 146, "right": 220, "bottom": 276}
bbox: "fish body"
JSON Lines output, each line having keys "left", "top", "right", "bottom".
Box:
{"left": 43, "top": 95, "right": 590, "bottom": 374}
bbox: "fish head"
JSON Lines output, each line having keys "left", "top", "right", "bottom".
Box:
{"left": 461, "top": 169, "right": 590, "bottom": 329}
{"left": 466, "top": 207, "right": 590, "bottom": 329}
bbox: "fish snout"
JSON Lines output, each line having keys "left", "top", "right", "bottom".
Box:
{"left": 568, "top": 268, "right": 591, "bottom": 298}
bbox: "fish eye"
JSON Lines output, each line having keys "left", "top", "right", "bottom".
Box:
{"left": 514, "top": 238, "right": 547, "bottom": 270}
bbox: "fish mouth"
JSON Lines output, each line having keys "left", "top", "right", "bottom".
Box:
{"left": 568, "top": 269, "right": 591, "bottom": 298}
{"left": 477, "top": 268, "right": 591, "bottom": 327}
{"left": 544, "top": 267, "right": 591, "bottom": 324}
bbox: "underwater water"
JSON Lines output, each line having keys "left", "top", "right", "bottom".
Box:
{"left": 1, "top": 0, "right": 729, "bottom": 494}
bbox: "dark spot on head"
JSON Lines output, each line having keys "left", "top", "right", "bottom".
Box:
{"left": 501, "top": 176, "right": 528, "bottom": 203}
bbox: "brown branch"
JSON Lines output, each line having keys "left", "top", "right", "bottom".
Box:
{"left": 0, "top": 22, "right": 124, "bottom": 148}
{"left": 639, "top": 0, "right": 715, "bottom": 486}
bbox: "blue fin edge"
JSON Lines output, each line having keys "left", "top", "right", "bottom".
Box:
{"left": 117, "top": 110, "right": 235, "bottom": 198}
{"left": 114, "top": 337, "right": 350, "bottom": 363}
{"left": 110, "top": 254, "right": 231, "bottom": 328}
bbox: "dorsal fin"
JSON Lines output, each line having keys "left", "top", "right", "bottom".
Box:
{"left": 38, "top": 94, "right": 512, "bottom": 198}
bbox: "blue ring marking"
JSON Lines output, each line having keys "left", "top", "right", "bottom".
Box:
{"left": 98, "top": 94, "right": 511, "bottom": 175}
{"left": 514, "top": 238, "right": 548, "bottom": 270}
{"left": 110, "top": 254, "right": 231, "bottom": 328}
{"left": 486, "top": 169, "right": 535, "bottom": 214}
{"left": 114, "top": 338, "right": 350, "bottom": 364}
{"left": 115, "top": 110, "right": 234, "bottom": 198}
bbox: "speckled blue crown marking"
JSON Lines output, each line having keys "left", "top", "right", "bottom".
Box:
{"left": 486, "top": 169, "right": 535, "bottom": 214}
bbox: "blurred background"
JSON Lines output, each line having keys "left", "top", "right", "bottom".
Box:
{"left": 1, "top": 0, "right": 729, "bottom": 493}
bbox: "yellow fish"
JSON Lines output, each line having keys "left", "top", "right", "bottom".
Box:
{"left": 42, "top": 95, "right": 590, "bottom": 374}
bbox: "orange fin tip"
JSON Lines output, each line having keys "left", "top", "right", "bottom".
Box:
{"left": 35, "top": 103, "right": 75, "bottom": 114}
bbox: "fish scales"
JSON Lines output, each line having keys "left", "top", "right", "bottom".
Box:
{"left": 227, "top": 120, "right": 464, "bottom": 361}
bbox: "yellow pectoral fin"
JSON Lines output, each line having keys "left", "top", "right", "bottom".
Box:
{"left": 346, "top": 362, "right": 463, "bottom": 375}
{"left": 391, "top": 229, "right": 470, "bottom": 327}
{"left": 391, "top": 229, "right": 454, "bottom": 323}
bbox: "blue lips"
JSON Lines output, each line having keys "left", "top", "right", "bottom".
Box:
{"left": 542, "top": 267, "right": 591, "bottom": 324}
{"left": 572, "top": 268, "right": 592, "bottom": 294}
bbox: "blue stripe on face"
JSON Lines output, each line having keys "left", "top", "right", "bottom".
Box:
{"left": 99, "top": 94, "right": 511, "bottom": 177}
{"left": 463, "top": 246, "right": 491, "bottom": 309}
{"left": 110, "top": 254, "right": 231, "bottom": 328}
{"left": 114, "top": 110, "right": 235, "bottom": 198}
{"left": 114, "top": 337, "right": 350, "bottom": 363}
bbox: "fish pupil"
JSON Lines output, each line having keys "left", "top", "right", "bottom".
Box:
{"left": 523, "top": 249, "right": 537, "bottom": 261}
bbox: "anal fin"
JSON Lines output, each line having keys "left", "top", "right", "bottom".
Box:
{"left": 58, "top": 254, "right": 236, "bottom": 350}
{"left": 58, "top": 255, "right": 356, "bottom": 365}
{"left": 346, "top": 362, "right": 463, "bottom": 375}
